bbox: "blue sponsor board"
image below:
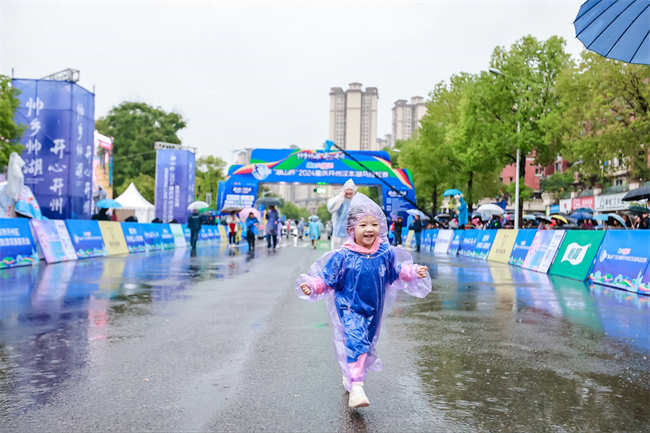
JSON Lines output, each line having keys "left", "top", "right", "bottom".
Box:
{"left": 199, "top": 227, "right": 210, "bottom": 245}
{"left": 473, "top": 230, "right": 498, "bottom": 260}
{"left": 121, "top": 222, "right": 147, "bottom": 253}
{"left": 448, "top": 231, "right": 464, "bottom": 255}
{"left": 65, "top": 220, "right": 107, "bottom": 259}
{"left": 142, "top": 224, "right": 163, "bottom": 251}
{"left": 589, "top": 231, "right": 650, "bottom": 294}
{"left": 508, "top": 230, "right": 538, "bottom": 267}
{"left": 155, "top": 149, "right": 196, "bottom": 224}
{"left": 422, "top": 229, "right": 437, "bottom": 250}
{"left": 182, "top": 225, "right": 191, "bottom": 243}
{"left": 458, "top": 229, "right": 481, "bottom": 257}
{"left": 0, "top": 219, "right": 39, "bottom": 269}
{"left": 156, "top": 224, "right": 176, "bottom": 249}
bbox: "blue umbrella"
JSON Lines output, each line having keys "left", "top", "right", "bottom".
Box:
{"left": 594, "top": 214, "right": 609, "bottom": 221}
{"left": 443, "top": 188, "right": 463, "bottom": 197}
{"left": 574, "top": 0, "right": 650, "bottom": 65}
{"left": 95, "top": 199, "right": 123, "bottom": 209}
{"left": 571, "top": 211, "right": 594, "bottom": 220}
{"left": 572, "top": 207, "right": 595, "bottom": 214}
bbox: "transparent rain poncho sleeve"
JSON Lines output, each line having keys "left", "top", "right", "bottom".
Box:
{"left": 296, "top": 193, "right": 431, "bottom": 389}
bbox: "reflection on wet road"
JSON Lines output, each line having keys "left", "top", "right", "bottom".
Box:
{"left": 0, "top": 242, "right": 648, "bottom": 432}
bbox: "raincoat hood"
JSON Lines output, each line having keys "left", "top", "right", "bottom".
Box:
{"left": 342, "top": 178, "right": 357, "bottom": 193}
{"left": 345, "top": 193, "right": 388, "bottom": 243}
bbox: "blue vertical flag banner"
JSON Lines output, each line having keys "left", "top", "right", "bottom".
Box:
{"left": 13, "top": 79, "right": 95, "bottom": 219}
{"left": 589, "top": 231, "right": 650, "bottom": 293}
{"left": 473, "top": 230, "right": 498, "bottom": 259}
{"left": 508, "top": 230, "right": 539, "bottom": 267}
{"left": 64, "top": 220, "right": 107, "bottom": 259}
{"left": 155, "top": 149, "right": 196, "bottom": 224}
{"left": 458, "top": 229, "right": 481, "bottom": 257}
{"left": 0, "top": 219, "right": 39, "bottom": 269}
{"left": 448, "top": 231, "right": 464, "bottom": 255}
{"left": 121, "top": 222, "right": 147, "bottom": 253}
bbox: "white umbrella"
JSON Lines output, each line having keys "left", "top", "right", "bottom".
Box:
{"left": 187, "top": 201, "right": 210, "bottom": 210}
{"left": 406, "top": 209, "right": 430, "bottom": 220}
{"left": 476, "top": 204, "right": 505, "bottom": 216}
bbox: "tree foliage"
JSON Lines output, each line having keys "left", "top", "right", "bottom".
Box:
{"left": 549, "top": 51, "right": 650, "bottom": 183}
{"left": 316, "top": 203, "right": 331, "bottom": 223}
{"left": 96, "top": 102, "right": 186, "bottom": 194}
{"left": 0, "top": 75, "right": 26, "bottom": 169}
{"left": 540, "top": 171, "right": 574, "bottom": 201}
{"left": 195, "top": 155, "right": 226, "bottom": 206}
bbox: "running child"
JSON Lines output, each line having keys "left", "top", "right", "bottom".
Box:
{"left": 296, "top": 194, "right": 431, "bottom": 408}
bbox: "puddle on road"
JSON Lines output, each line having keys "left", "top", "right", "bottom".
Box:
{"left": 396, "top": 254, "right": 650, "bottom": 431}
{"left": 0, "top": 245, "right": 258, "bottom": 417}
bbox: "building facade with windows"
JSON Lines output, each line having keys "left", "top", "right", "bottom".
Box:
{"left": 329, "top": 83, "right": 379, "bottom": 151}
{"left": 392, "top": 96, "right": 427, "bottom": 144}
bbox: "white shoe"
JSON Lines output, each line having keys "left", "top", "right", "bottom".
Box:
{"left": 348, "top": 382, "right": 370, "bottom": 408}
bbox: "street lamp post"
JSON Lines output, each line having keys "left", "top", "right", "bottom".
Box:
{"left": 490, "top": 68, "right": 520, "bottom": 230}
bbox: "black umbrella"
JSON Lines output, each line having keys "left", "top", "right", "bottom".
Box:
{"left": 626, "top": 205, "right": 650, "bottom": 215}
{"left": 622, "top": 186, "right": 650, "bottom": 202}
{"left": 256, "top": 197, "right": 282, "bottom": 207}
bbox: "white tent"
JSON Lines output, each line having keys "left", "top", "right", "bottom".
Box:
{"left": 114, "top": 183, "right": 155, "bottom": 223}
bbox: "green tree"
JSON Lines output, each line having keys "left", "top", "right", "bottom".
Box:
{"left": 0, "top": 75, "right": 26, "bottom": 169}
{"left": 316, "top": 203, "right": 330, "bottom": 223}
{"left": 540, "top": 170, "right": 574, "bottom": 201}
{"left": 357, "top": 186, "right": 381, "bottom": 205}
{"left": 96, "top": 102, "right": 186, "bottom": 194}
{"left": 459, "top": 35, "right": 572, "bottom": 224}
{"left": 549, "top": 51, "right": 650, "bottom": 183}
{"left": 115, "top": 173, "right": 155, "bottom": 203}
{"left": 280, "top": 201, "right": 302, "bottom": 220}
{"left": 195, "top": 155, "right": 226, "bottom": 206}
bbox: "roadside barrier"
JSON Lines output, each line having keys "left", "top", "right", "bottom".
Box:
{"left": 413, "top": 228, "right": 650, "bottom": 296}
{"left": 0, "top": 219, "right": 224, "bottom": 271}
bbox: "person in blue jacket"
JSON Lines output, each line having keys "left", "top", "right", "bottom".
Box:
{"left": 456, "top": 193, "right": 468, "bottom": 229}
{"left": 297, "top": 194, "right": 431, "bottom": 408}
{"left": 245, "top": 212, "right": 259, "bottom": 251}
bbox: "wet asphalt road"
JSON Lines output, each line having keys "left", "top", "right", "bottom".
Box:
{"left": 0, "top": 238, "right": 648, "bottom": 432}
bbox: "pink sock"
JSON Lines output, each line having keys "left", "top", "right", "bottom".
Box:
{"left": 348, "top": 353, "right": 368, "bottom": 382}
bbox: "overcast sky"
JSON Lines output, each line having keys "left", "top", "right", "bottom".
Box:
{"left": 1, "top": 1, "right": 585, "bottom": 166}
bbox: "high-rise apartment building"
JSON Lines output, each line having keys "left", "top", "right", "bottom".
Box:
{"left": 329, "top": 83, "right": 379, "bottom": 151}
{"left": 376, "top": 134, "right": 393, "bottom": 150}
{"left": 392, "top": 96, "right": 427, "bottom": 144}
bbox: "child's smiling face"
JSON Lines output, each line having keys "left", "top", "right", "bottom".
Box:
{"left": 354, "top": 215, "right": 380, "bottom": 248}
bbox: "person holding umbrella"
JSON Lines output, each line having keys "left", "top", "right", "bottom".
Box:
{"left": 187, "top": 208, "right": 202, "bottom": 251}
{"left": 266, "top": 205, "right": 280, "bottom": 249}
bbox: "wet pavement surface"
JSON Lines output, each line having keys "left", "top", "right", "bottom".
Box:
{"left": 0, "top": 239, "right": 648, "bottom": 432}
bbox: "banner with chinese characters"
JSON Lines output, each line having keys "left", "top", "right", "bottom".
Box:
{"left": 448, "top": 231, "right": 464, "bottom": 255}
{"left": 155, "top": 224, "right": 176, "bottom": 249}
{"left": 487, "top": 230, "right": 518, "bottom": 264}
{"left": 98, "top": 222, "right": 129, "bottom": 256}
{"left": 221, "top": 148, "right": 417, "bottom": 219}
{"left": 31, "top": 219, "right": 76, "bottom": 264}
{"left": 155, "top": 149, "right": 196, "bottom": 224}
{"left": 64, "top": 220, "right": 107, "bottom": 259}
{"left": 508, "top": 230, "right": 538, "bottom": 267}
{"left": 433, "top": 229, "right": 454, "bottom": 254}
{"left": 549, "top": 231, "right": 606, "bottom": 281}
{"left": 0, "top": 219, "right": 39, "bottom": 269}
{"left": 142, "top": 224, "right": 163, "bottom": 251}
{"left": 473, "top": 230, "right": 498, "bottom": 259}
{"left": 13, "top": 79, "right": 95, "bottom": 219}
{"left": 170, "top": 224, "right": 187, "bottom": 248}
{"left": 589, "top": 231, "right": 650, "bottom": 293}
{"left": 458, "top": 229, "right": 481, "bottom": 258}
{"left": 121, "top": 222, "right": 147, "bottom": 253}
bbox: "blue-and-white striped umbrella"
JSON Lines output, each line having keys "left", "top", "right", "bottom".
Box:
{"left": 574, "top": 0, "right": 650, "bottom": 65}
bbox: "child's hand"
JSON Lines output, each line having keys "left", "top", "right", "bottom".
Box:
{"left": 417, "top": 266, "right": 428, "bottom": 279}
{"left": 300, "top": 283, "right": 311, "bottom": 296}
